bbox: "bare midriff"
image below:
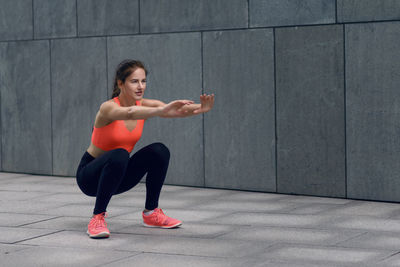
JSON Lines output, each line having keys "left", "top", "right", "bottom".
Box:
{"left": 87, "top": 143, "right": 107, "bottom": 158}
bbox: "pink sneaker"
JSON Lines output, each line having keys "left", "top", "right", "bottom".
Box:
{"left": 87, "top": 212, "right": 110, "bottom": 238}
{"left": 142, "top": 208, "right": 182, "bottom": 229}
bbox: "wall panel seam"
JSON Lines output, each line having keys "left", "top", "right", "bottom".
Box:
{"left": 343, "top": 23, "right": 347, "bottom": 198}
{"left": 75, "top": 0, "right": 79, "bottom": 36}
{"left": 247, "top": 0, "right": 250, "bottom": 28}
{"left": 138, "top": 0, "right": 141, "bottom": 34}
{"left": 49, "top": 39, "right": 54, "bottom": 175}
{"left": 335, "top": 0, "right": 338, "bottom": 23}
{"left": 273, "top": 27, "right": 277, "bottom": 193}
{"left": 32, "top": 0, "right": 35, "bottom": 39}
{"left": 201, "top": 31, "right": 205, "bottom": 187}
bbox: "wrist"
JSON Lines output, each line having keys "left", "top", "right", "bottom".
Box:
{"left": 155, "top": 106, "right": 164, "bottom": 117}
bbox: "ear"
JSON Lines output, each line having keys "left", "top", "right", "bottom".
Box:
{"left": 117, "top": 80, "right": 124, "bottom": 89}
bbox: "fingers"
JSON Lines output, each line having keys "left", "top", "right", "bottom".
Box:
{"left": 200, "top": 93, "right": 215, "bottom": 107}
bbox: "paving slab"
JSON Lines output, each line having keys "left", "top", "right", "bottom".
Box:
{"left": 20, "top": 230, "right": 270, "bottom": 258}
{"left": 0, "top": 213, "right": 58, "bottom": 227}
{"left": 318, "top": 201, "right": 400, "bottom": 218}
{"left": 213, "top": 212, "right": 330, "bottom": 228}
{"left": 1, "top": 245, "right": 137, "bottom": 267}
{"left": 380, "top": 252, "right": 400, "bottom": 267}
{"left": 20, "top": 215, "right": 145, "bottom": 233}
{"left": 1, "top": 172, "right": 400, "bottom": 266}
{"left": 35, "top": 204, "right": 139, "bottom": 218}
{"left": 31, "top": 192, "right": 94, "bottom": 205}
{"left": 192, "top": 200, "right": 297, "bottom": 213}
{"left": 218, "top": 226, "right": 364, "bottom": 246}
{"left": 113, "top": 208, "right": 232, "bottom": 223}
{"left": 276, "top": 194, "right": 352, "bottom": 205}
{"left": 0, "top": 243, "right": 33, "bottom": 254}
{"left": 213, "top": 191, "right": 287, "bottom": 202}
{"left": 0, "top": 172, "right": 31, "bottom": 181}
{"left": 260, "top": 244, "right": 393, "bottom": 266}
{"left": 116, "top": 222, "right": 237, "bottom": 239}
{"left": 336, "top": 232, "right": 400, "bottom": 250}
{"left": 0, "top": 200, "right": 66, "bottom": 214}
{"left": 0, "top": 226, "right": 59, "bottom": 244}
{"left": 0, "top": 191, "right": 53, "bottom": 201}
{"left": 286, "top": 203, "right": 347, "bottom": 215}
{"left": 329, "top": 216, "right": 400, "bottom": 233}
{"left": 0, "top": 182, "right": 81, "bottom": 193}
{"left": 102, "top": 252, "right": 251, "bottom": 267}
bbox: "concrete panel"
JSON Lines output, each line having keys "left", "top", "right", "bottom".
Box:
{"left": 219, "top": 226, "right": 363, "bottom": 246}
{"left": 0, "top": 226, "right": 57, "bottom": 244}
{"left": 0, "top": 41, "right": 52, "bottom": 174}
{"left": 0, "top": 0, "right": 32, "bottom": 41}
{"left": 77, "top": 0, "right": 139, "bottom": 37}
{"left": 203, "top": 29, "right": 275, "bottom": 191}
{"left": 33, "top": 0, "right": 77, "bottom": 39}
{"left": 346, "top": 22, "right": 400, "bottom": 201}
{"left": 261, "top": 244, "right": 389, "bottom": 266}
{"left": 276, "top": 25, "right": 345, "bottom": 197}
{"left": 0, "top": 246, "right": 136, "bottom": 267}
{"left": 21, "top": 231, "right": 270, "bottom": 258}
{"left": 107, "top": 33, "right": 203, "bottom": 186}
{"left": 337, "top": 0, "right": 400, "bottom": 23}
{"left": 250, "top": 0, "right": 336, "bottom": 28}
{"left": 51, "top": 38, "right": 107, "bottom": 176}
{"left": 103, "top": 253, "right": 249, "bottom": 267}
{"left": 140, "top": 0, "right": 248, "bottom": 33}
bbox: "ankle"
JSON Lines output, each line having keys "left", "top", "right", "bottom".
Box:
{"left": 143, "top": 209, "right": 155, "bottom": 215}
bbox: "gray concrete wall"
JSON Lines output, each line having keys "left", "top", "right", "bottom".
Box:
{"left": 1, "top": 0, "right": 400, "bottom": 201}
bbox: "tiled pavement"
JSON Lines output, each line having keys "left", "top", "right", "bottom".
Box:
{"left": 1, "top": 172, "right": 400, "bottom": 266}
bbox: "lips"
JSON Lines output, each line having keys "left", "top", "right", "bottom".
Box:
{"left": 135, "top": 92, "right": 142, "bottom": 96}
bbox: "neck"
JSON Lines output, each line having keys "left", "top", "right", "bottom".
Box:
{"left": 118, "top": 93, "right": 136, "bottom": 107}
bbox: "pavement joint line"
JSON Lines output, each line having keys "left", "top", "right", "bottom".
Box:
{"left": 115, "top": 250, "right": 237, "bottom": 260}
{"left": 270, "top": 242, "right": 400, "bottom": 253}
{"left": 16, "top": 215, "right": 63, "bottom": 227}
{"left": 379, "top": 250, "right": 400, "bottom": 262}
{"left": 332, "top": 231, "right": 369, "bottom": 246}
{"left": 109, "top": 230, "right": 233, "bottom": 240}
{"left": 10, "top": 230, "right": 65, "bottom": 245}
{"left": 93, "top": 252, "right": 144, "bottom": 267}
{"left": 140, "top": 250, "right": 235, "bottom": 259}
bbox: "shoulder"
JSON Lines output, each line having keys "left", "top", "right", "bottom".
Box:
{"left": 99, "top": 99, "right": 119, "bottom": 115}
{"left": 100, "top": 99, "right": 118, "bottom": 109}
{"left": 141, "top": 98, "right": 165, "bottom": 107}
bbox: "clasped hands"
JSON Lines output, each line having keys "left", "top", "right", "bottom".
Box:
{"left": 160, "top": 94, "right": 215, "bottom": 118}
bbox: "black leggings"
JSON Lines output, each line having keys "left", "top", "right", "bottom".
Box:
{"left": 76, "top": 143, "right": 170, "bottom": 215}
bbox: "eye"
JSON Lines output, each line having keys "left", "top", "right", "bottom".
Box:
{"left": 131, "top": 79, "right": 138, "bottom": 83}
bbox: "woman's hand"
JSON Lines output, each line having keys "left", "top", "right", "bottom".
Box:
{"left": 159, "top": 100, "right": 194, "bottom": 118}
{"left": 193, "top": 94, "right": 215, "bottom": 114}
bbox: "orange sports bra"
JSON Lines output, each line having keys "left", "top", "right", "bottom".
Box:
{"left": 91, "top": 97, "right": 144, "bottom": 153}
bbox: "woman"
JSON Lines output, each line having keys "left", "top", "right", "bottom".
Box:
{"left": 76, "top": 59, "right": 214, "bottom": 238}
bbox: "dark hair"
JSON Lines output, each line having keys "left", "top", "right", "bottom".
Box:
{"left": 111, "top": 59, "right": 148, "bottom": 98}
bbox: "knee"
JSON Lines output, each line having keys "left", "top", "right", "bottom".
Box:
{"left": 149, "top": 142, "right": 170, "bottom": 163}
{"left": 108, "top": 148, "right": 130, "bottom": 168}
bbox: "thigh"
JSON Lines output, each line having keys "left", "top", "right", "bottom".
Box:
{"left": 76, "top": 149, "right": 127, "bottom": 196}
{"left": 114, "top": 144, "right": 157, "bottom": 194}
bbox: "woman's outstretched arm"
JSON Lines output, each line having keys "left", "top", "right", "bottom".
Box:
{"left": 142, "top": 94, "right": 214, "bottom": 117}
{"left": 99, "top": 99, "right": 194, "bottom": 121}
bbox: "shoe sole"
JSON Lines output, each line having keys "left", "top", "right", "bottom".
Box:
{"left": 87, "top": 230, "right": 110, "bottom": 239}
{"left": 142, "top": 222, "right": 182, "bottom": 229}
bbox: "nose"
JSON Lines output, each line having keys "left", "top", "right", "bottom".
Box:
{"left": 138, "top": 82, "right": 144, "bottom": 89}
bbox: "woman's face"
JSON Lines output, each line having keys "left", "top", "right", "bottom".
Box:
{"left": 119, "top": 68, "right": 146, "bottom": 101}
